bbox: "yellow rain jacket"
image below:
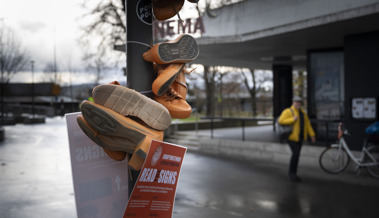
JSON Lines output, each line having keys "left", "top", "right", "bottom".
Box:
{"left": 278, "top": 105, "right": 315, "bottom": 142}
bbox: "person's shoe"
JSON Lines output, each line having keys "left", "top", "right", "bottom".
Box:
{"left": 76, "top": 115, "right": 136, "bottom": 154}
{"left": 92, "top": 81, "right": 171, "bottom": 131}
{"left": 143, "top": 34, "right": 199, "bottom": 65}
{"left": 289, "top": 173, "right": 301, "bottom": 182}
{"left": 187, "top": 0, "right": 199, "bottom": 3}
{"left": 80, "top": 101, "right": 164, "bottom": 159}
{"left": 152, "top": 63, "right": 185, "bottom": 96}
{"left": 154, "top": 87, "right": 191, "bottom": 119}
{"left": 153, "top": 0, "right": 184, "bottom": 21}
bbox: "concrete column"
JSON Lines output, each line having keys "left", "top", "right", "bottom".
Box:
{"left": 273, "top": 65, "right": 293, "bottom": 118}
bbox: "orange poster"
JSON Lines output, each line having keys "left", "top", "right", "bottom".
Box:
{"left": 124, "top": 140, "right": 187, "bottom": 218}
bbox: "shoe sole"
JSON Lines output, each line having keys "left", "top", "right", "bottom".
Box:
{"left": 153, "top": 64, "right": 185, "bottom": 96}
{"left": 158, "top": 34, "right": 199, "bottom": 64}
{"left": 80, "top": 101, "right": 163, "bottom": 159}
{"left": 93, "top": 85, "right": 171, "bottom": 131}
{"left": 81, "top": 101, "right": 146, "bottom": 142}
{"left": 77, "top": 115, "right": 136, "bottom": 154}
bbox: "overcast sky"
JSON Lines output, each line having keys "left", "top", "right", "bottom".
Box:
{"left": 0, "top": 0, "right": 126, "bottom": 85}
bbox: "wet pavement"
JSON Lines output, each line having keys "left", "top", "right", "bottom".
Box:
{"left": 1, "top": 117, "right": 379, "bottom": 218}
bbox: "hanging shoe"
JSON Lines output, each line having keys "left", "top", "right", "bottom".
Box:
{"left": 80, "top": 101, "right": 164, "bottom": 160}
{"left": 154, "top": 87, "right": 191, "bottom": 119}
{"left": 152, "top": 63, "right": 185, "bottom": 96}
{"left": 92, "top": 81, "right": 171, "bottom": 131}
{"left": 77, "top": 115, "right": 136, "bottom": 154}
{"left": 153, "top": 0, "right": 184, "bottom": 21}
{"left": 103, "top": 148, "right": 127, "bottom": 161}
{"left": 128, "top": 153, "right": 145, "bottom": 171}
{"left": 143, "top": 34, "right": 199, "bottom": 65}
{"left": 171, "top": 67, "right": 195, "bottom": 100}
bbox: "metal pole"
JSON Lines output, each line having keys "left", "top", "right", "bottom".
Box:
{"left": 126, "top": 0, "right": 154, "bottom": 196}
{"left": 31, "top": 61, "right": 35, "bottom": 117}
{"left": 126, "top": 0, "right": 154, "bottom": 97}
{"left": 211, "top": 118, "right": 214, "bottom": 139}
{"left": 242, "top": 120, "right": 245, "bottom": 141}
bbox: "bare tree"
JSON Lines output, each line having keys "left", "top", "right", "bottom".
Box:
{"left": 78, "top": 0, "right": 245, "bottom": 56}
{"left": 203, "top": 65, "right": 218, "bottom": 117}
{"left": 79, "top": 0, "right": 126, "bottom": 77}
{"left": 43, "top": 62, "right": 61, "bottom": 84}
{"left": 293, "top": 70, "right": 306, "bottom": 99}
{"left": 0, "top": 25, "right": 29, "bottom": 84}
{"left": 196, "top": 0, "right": 246, "bottom": 16}
{"left": 85, "top": 55, "right": 110, "bottom": 85}
{"left": 0, "top": 25, "right": 29, "bottom": 120}
{"left": 240, "top": 68, "right": 272, "bottom": 117}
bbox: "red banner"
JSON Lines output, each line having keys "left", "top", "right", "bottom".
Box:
{"left": 124, "top": 140, "right": 187, "bottom": 217}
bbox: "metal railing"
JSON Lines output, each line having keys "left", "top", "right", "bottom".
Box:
{"left": 201, "top": 116, "right": 274, "bottom": 141}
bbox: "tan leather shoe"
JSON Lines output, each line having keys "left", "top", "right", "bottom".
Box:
{"left": 77, "top": 115, "right": 147, "bottom": 169}
{"left": 76, "top": 115, "right": 136, "bottom": 154}
{"left": 128, "top": 153, "right": 145, "bottom": 171}
{"left": 143, "top": 34, "right": 199, "bottom": 65}
{"left": 153, "top": 0, "right": 184, "bottom": 21}
{"left": 152, "top": 63, "right": 185, "bottom": 96}
{"left": 154, "top": 87, "right": 191, "bottom": 119}
{"left": 171, "top": 67, "right": 195, "bottom": 99}
{"left": 103, "top": 148, "right": 127, "bottom": 161}
{"left": 80, "top": 101, "right": 164, "bottom": 160}
{"left": 92, "top": 81, "right": 171, "bottom": 131}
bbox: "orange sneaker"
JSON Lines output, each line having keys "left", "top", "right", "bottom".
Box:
{"left": 80, "top": 101, "right": 164, "bottom": 159}
{"left": 76, "top": 115, "right": 136, "bottom": 154}
{"left": 154, "top": 87, "right": 191, "bottom": 119}
{"left": 128, "top": 153, "right": 145, "bottom": 171}
{"left": 92, "top": 82, "right": 171, "bottom": 131}
{"left": 143, "top": 34, "right": 199, "bottom": 65}
{"left": 103, "top": 148, "right": 127, "bottom": 161}
{"left": 152, "top": 63, "right": 185, "bottom": 96}
{"left": 153, "top": 0, "right": 184, "bottom": 21}
{"left": 171, "top": 67, "right": 195, "bottom": 100}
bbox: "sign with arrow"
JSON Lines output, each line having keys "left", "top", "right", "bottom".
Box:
{"left": 66, "top": 112, "right": 129, "bottom": 218}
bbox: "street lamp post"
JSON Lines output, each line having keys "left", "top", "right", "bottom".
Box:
{"left": 31, "top": 60, "right": 35, "bottom": 117}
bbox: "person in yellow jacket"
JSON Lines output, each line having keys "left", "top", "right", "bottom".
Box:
{"left": 278, "top": 96, "right": 316, "bottom": 182}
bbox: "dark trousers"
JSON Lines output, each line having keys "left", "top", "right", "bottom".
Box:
{"left": 288, "top": 140, "right": 302, "bottom": 175}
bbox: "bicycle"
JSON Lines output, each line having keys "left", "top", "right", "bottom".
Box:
{"left": 319, "top": 122, "right": 379, "bottom": 179}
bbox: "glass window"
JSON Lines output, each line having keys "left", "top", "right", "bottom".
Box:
{"left": 309, "top": 51, "right": 344, "bottom": 120}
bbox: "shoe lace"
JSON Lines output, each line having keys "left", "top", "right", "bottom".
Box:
{"left": 173, "top": 2, "right": 183, "bottom": 22}
{"left": 183, "top": 67, "right": 196, "bottom": 74}
{"left": 163, "top": 87, "right": 183, "bottom": 101}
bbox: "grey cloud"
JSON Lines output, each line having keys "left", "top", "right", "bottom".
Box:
{"left": 18, "top": 20, "right": 46, "bottom": 33}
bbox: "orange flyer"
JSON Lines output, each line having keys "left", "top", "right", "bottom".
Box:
{"left": 123, "top": 140, "right": 187, "bottom": 218}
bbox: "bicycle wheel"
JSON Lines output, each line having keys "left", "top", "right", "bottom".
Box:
{"left": 366, "top": 146, "right": 379, "bottom": 179}
{"left": 319, "top": 147, "right": 350, "bottom": 174}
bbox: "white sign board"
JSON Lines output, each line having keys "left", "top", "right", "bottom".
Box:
{"left": 363, "top": 98, "right": 376, "bottom": 119}
{"left": 66, "top": 112, "right": 129, "bottom": 218}
{"left": 352, "top": 98, "right": 364, "bottom": 119}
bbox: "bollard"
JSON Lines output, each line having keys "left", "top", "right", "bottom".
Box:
{"left": 125, "top": 0, "right": 154, "bottom": 196}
